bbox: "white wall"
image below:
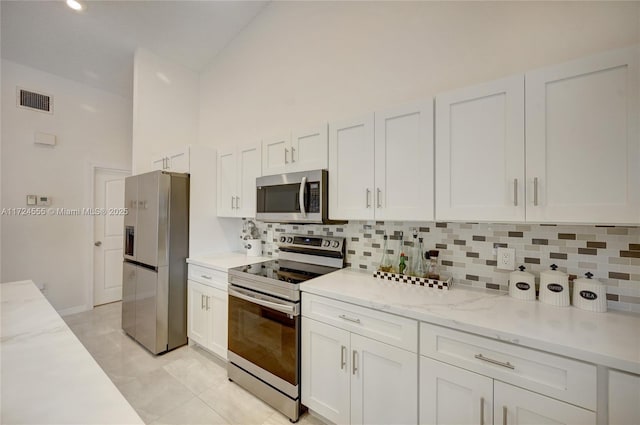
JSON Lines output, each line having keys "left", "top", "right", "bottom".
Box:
{"left": 132, "top": 48, "right": 199, "bottom": 174}
{"left": 199, "top": 1, "right": 640, "bottom": 146}
{"left": 1, "top": 60, "right": 132, "bottom": 314}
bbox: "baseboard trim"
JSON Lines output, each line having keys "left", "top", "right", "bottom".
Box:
{"left": 58, "top": 304, "right": 90, "bottom": 317}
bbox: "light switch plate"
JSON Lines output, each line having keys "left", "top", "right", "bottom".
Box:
{"left": 497, "top": 247, "right": 516, "bottom": 270}
{"left": 26, "top": 195, "right": 37, "bottom": 206}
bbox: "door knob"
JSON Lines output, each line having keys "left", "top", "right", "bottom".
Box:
{"left": 94, "top": 241, "right": 102, "bottom": 247}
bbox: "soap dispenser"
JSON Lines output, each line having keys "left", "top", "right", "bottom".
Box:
{"left": 573, "top": 272, "right": 607, "bottom": 313}
{"left": 509, "top": 265, "right": 536, "bottom": 301}
{"left": 539, "top": 264, "right": 570, "bottom": 307}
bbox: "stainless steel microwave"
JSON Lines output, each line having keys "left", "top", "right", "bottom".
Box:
{"left": 256, "top": 169, "right": 329, "bottom": 223}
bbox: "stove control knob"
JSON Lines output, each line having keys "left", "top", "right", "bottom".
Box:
{"left": 286, "top": 237, "right": 293, "bottom": 243}
{"left": 322, "top": 240, "right": 331, "bottom": 248}
{"left": 280, "top": 236, "right": 286, "bottom": 243}
{"left": 331, "top": 240, "right": 340, "bottom": 248}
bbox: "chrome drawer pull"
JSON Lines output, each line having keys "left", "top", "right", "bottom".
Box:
{"left": 474, "top": 354, "right": 515, "bottom": 370}
{"left": 352, "top": 350, "right": 358, "bottom": 375}
{"left": 339, "top": 314, "right": 361, "bottom": 324}
{"left": 340, "top": 345, "right": 347, "bottom": 370}
{"left": 201, "top": 275, "right": 212, "bottom": 280}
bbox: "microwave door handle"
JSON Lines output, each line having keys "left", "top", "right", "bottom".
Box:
{"left": 299, "top": 176, "right": 307, "bottom": 217}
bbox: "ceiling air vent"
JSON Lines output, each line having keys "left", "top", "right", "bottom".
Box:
{"left": 17, "top": 88, "right": 53, "bottom": 114}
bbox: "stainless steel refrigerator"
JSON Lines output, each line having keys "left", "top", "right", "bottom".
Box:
{"left": 122, "top": 170, "right": 189, "bottom": 354}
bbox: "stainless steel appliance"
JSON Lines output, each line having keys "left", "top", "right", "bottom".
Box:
{"left": 227, "top": 234, "right": 345, "bottom": 422}
{"left": 122, "top": 170, "right": 189, "bottom": 355}
{"left": 256, "top": 169, "right": 334, "bottom": 224}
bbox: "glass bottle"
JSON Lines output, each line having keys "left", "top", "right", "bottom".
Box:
{"left": 377, "top": 234, "right": 394, "bottom": 273}
{"left": 396, "top": 231, "right": 405, "bottom": 274}
{"left": 411, "top": 237, "right": 428, "bottom": 278}
{"left": 427, "top": 249, "right": 440, "bottom": 280}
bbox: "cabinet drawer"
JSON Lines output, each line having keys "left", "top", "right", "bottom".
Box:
{"left": 188, "top": 264, "right": 228, "bottom": 290}
{"left": 420, "top": 322, "right": 596, "bottom": 410}
{"left": 302, "top": 293, "right": 417, "bottom": 352}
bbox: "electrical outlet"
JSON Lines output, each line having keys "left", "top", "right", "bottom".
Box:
{"left": 497, "top": 247, "right": 515, "bottom": 270}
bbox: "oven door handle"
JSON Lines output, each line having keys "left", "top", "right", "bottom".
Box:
{"left": 299, "top": 176, "right": 307, "bottom": 218}
{"left": 229, "top": 286, "right": 300, "bottom": 316}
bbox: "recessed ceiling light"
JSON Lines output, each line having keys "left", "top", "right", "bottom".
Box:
{"left": 66, "top": 0, "right": 83, "bottom": 11}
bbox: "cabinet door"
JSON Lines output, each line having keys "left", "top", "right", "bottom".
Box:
{"left": 291, "top": 124, "right": 328, "bottom": 172}
{"left": 301, "top": 318, "right": 350, "bottom": 425}
{"left": 217, "top": 148, "right": 237, "bottom": 217}
{"left": 329, "top": 115, "right": 375, "bottom": 220}
{"left": 262, "top": 135, "right": 290, "bottom": 176}
{"left": 436, "top": 75, "right": 525, "bottom": 222}
{"left": 237, "top": 143, "right": 261, "bottom": 218}
{"left": 609, "top": 370, "right": 640, "bottom": 425}
{"left": 350, "top": 333, "right": 418, "bottom": 425}
{"left": 420, "top": 356, "right": 493, "bottom": 425}
{"left": 526, "top": 47, "right": 639, "bottom": 224}
{"left": 167, "top": 147, "right": 190, "bottom": 173}
{"left": 494, "top": 381, "right": 595, "bottom": 425}
{"left": 375, "top": 101, "right": 434, "bottom": 221}
{"left": 206, "top": 286, "right": 228, "bottom": 360}
{"left": 187, "top": 280, "right": 208, "bottom": 345}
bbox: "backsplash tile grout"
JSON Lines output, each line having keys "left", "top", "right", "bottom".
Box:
{"left": 242, "top": 220, "right": 640, "bottom": 313}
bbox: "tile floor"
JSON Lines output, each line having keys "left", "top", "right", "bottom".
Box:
{"left": 63, "top": 302, "right": 326, "bottom": 425}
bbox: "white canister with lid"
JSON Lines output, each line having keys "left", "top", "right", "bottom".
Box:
{"left": 509, "top": 265, "right": 536, "bottom": 301}
{"left": 245, "top": 239, "right": 262, "bottom": 257}
{"left": 539, "top": 264, "right": 570, "bottom": 307}
{"left": 573, "top": 272, "right": 607, "bottom": 313}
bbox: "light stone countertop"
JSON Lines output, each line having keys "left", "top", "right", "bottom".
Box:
{"left": 300, "top": 268, "right": 640, "bottom": 374}
{"left": 0, "top": 280, "right": 144, "bottom": 425}
{"left": 187, "top": 251, "right": 271, "bottom": 272}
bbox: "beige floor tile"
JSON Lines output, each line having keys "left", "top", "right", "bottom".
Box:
{"left": 118, "top": 368, "right": 196, "bottom": 423}
{"left": 199, "top": 379, "right": 276, "bottom": 425}
{"left": 163, "top": 352, "right": 227, "bottom": 395}
{"left": 262, "top": 411, "right": 327, "bottom": 425}
{"left": 151, "top": 396, "right": 229, "bottom": 425}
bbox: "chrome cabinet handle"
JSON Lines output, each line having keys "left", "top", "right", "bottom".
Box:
{"left": 291, "top": 147, "right": 295, "bottom": 162}
{"left": 480, "top": 397, "right": 485, "bottom": 425}
{"left": 340, "top": 345, "right": 346, "bottom": 370}
{"left": 201, "top": 275, "right": 212, "bottom": 280}
{"left": 339, "top": 314, "right": 361, "bottom": 324}
{"left": 201, "top": 294, "right": 205, "bottom": 310}
{"left": 352, "top": 350, "right": 358, "bottom": 375}
{"left": 206, "top": 296, "right": 210, "bottom": 311}
{"left": 503, "top": 406, "right": 507, "bottom": 425}
{"left": 231, "top": 196, "right": 234, "bottom": 209}
{"left": 376, "top": 188, "right": 382, "bottom": 208}
{"left": 165, "top": 157, "right": 170, "bottom": 169}
{"left": 513, "top": 178, "right": 518, "bottom": 207}
{"left": 475, "top": 354, "right": 515, "bottom": 369}
{"left": 284, "top": 148, "right": 289, "bottom": 164}
{"left": 235, "top": 196, "right": 240, "bottom": 209}
{"left": 366, "top": 189, "right": 371, "bottom": 208}
{"left": 533, "top": 177, "right": 539, "bottom": 206}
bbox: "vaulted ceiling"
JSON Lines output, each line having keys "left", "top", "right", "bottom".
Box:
{"left": 1, "top": 0, "right": 269, "bottom": 98}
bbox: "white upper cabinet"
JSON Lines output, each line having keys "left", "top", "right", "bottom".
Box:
{"left": 216, "top": 143, "right": 261, "bottom": 218}
{"left": 329, "top": 115, "right": 376, "bottom": 220}
{"left": 330, "top": 103, "right": 435, "bottom": 222}
{"left": 261, "top": 125, "right": 328, "bottom": 176}
{"left": 151, "top": 146, "right": 190, "bottom": 173}
{"left": 526, "top": 46, "right": 639, "bottom": 224}
{"left": 436, "top": 75, "right": 525, "bottom": 222}
{"left": 262, "top": 134, "right": 290, "bottom": 176}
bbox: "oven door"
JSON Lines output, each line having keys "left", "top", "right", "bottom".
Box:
{"left": 228, "top": 285, "right": 300, "bottom": 397}
{"left": 256, "top": 170, "right": 325, "bottom": 223}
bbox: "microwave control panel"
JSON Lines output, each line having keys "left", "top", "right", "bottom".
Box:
{"left": 308, "top": 182, "right": 320, "bottom": 213}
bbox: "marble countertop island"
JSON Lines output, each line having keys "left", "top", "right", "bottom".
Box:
{"left": 301, "top": 268, "right": 640, "bottom": 374}
{"left": 0, "top": 280, "right": 144, "bottom": 425}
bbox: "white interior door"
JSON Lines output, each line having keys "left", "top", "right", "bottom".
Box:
{"left": 93, "top": 168, "right": 130, "bottom": 306}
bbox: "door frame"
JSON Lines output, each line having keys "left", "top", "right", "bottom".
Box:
{"left": 85, "top": 163, "right": 131, "bottom": 311}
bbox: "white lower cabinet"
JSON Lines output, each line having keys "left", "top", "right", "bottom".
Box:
{"left": 301, "top": 294, "right": 418, "bottom": 425}
{"left": 187, "top": 265, "right": 229, "bottom": 360}
{"left": 609, "top": 369, "right": 640, "bottom": 425}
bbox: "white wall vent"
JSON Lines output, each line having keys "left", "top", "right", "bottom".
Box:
{"left": 17, "top": 87, "right": 53, "bottom": 114}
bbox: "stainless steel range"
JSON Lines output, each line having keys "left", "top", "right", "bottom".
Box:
{"left": 227, "top": 234, "right": 345, "bottom": 423}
